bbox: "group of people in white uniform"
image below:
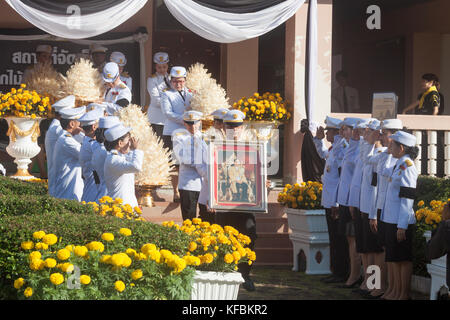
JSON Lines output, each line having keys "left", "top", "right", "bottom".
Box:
{"left": 314, "top": 116, "right": 419, "bottom": 300}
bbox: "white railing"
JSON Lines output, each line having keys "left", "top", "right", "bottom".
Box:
{"left": 330, "top": 114, "right": 450, "bottom": 178}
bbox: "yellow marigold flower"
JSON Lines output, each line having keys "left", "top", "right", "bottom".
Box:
{"left": 24, "top": 287, "right": 33, "bottom": 298}
{"left": 417, "top": 200, "right": 425, "bottom": 207}
{"left": 80, "top": 275, "right": 91, "bottom": 285}
{"left": 100, "top": 255, "right": 111, "bottom": 264}
{"left": 57, "top": 248, "right": 71, "bottom": 261}
{"left": 42, "top": 234, "right": 58, "bottom": 245}
{"left": 44, "top": 258, "right": 57, "bottom": 268}
{"left": 114, "top": 198, "right": 123, "bottom": 205}
{"left": 74, "top": 246, "right": 88, "bottom": 257}
{"left": 232, "top": 251, "right": 241, "bottom": 262}
{"left": 148, "top": 250, "right": 161, "bottom": 263}
{"left": 188, "top": 242, "right": 197, "bottom": 252}
{"left": 119, "top": 228, "right": 132, "bottom": 236}
{"left": 21, "top": 241, "right": 34, "bottom": 250}
{"left": 131, "top": 269, "right": 143, "bottom": 280}
{"left": 101, "top": 233, "right": 114, "bottom": 242}
{"left": 115, "top": 280, "right": 125, "bottom": 292}
{"left": 110, "top": 253, "right": 126, "bottom": 267}
{"left": 32, "top": 231, "right": 46, "bottom": 240}
{"left": 141, "top": 243, "right": 157, "bottom": 255}
{"left": 201, "top": 237, "right": 211, "bottom": 247}
{"left": 126, "top": 248, "right": 137, "bottom": 257}
{"left": 59, "top": 263, "right": 74, "bottom": 273}
{"left": 86, "top": 241, "right": 104, "bottom": 252}
{"left": 29, "top": 259, "right": 45, "bottom": 271}
{"left": 204, "top": 253, "right": 214, "bottom": 264}
{"left": 49, "top": 273, "right": 64, "bottom": 285}
{"left": 14, "top": 278, "right": 25, "bottom": 289}
{"left": 192, "top": 218, "right": 202, "bottom": 225}
{"left": 224, "top": 253, "right": 234, "bottom": 264}
{"left": 28, "top": 251, "right": 41, "bottom": 261}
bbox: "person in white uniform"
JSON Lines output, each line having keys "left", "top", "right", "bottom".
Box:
{"left": 172, "top": 110, "right": 204, "bottom": 221}
{"left": 335, "top": 117, "right": 363, "bottom": 289}
{"left": 90, "top": 44, "right": 108, "bottom": 71}
{"left": 78, "top": 107, "right": 104, "bottom": 203}
{"left": 147, "top": 52, "right": 171, "bottom": 138}
{"left": 203, "top": 108, "right": 228, "bottom": 142}
{"left": 382, "top": 131, "right": 418, "bottom": 300}
{"left": 103, "top": 123, "right": 143, "bottom": 208}
{"left": 161, "top": 66, "right": 193, "bottom": 202}
{"left": 110, "top": 51, "right": 132, "bottom": 91}
{"left": 46, "top": 95, "right": 75, "bottom": 196}
{"left": 52, "top": 106, "right": 86, "bottom": 201}
{"left": 91, "top": 116, "right": 121, "bottom": 202}
{"left": 368, "top": 118, "right": 403, "bottom": 300}
{"left": 102, "top": 62, "right": 132, "bottom": 116}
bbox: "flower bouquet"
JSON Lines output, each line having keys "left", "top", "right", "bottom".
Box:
{"left": 232, "top": 92, "right": 291, "bottom": 123}
{"left": 277, "top": 181, "right": 323, "bottom": 210}
{"left": 0, "top": 84, "right": 51, "bottom": 119}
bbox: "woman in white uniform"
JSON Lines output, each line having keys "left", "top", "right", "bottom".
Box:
{"left": 147, "top": 52, "right": 171, "bottom": 138}
{"left": 110, "top": 51, "right": 132, "bottom": 91}
{"left": 103, "top": 123, "right": 143, "bottom": 208}
{"left": 102, "top": 62, "right": 132, "bottom": 116}
{"left": 381, "top": 131, "right": 418, "bottom": 300}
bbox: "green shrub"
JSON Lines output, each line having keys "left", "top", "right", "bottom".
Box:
{"left": 0, "top": 176, "right": 47, "bottom": 197}
{"left": 0, "top": 210, "right": 193, "bottom": 299}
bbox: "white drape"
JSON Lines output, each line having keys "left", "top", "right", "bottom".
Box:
{"left": 307, "top": 0, "right": 317, "bottom": 123}
{"left": 163, "top": 0, "right": 306, "bottom": 43}
{"left": 5, "top": 0, "right": 148, "bottom": 39}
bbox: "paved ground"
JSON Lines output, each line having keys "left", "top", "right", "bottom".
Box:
{"left": 237, "top": 266, "right": 429, "bottom": 300}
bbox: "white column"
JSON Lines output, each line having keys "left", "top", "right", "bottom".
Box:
{"left": 428, "top": 131, "right": 437, "bottom": 176}
{"left": 413, "top": 131, "right": 422, "bottom": 174}
{"left": 445, "top": 131, "right": 450, "bottom": 178}
{"left": 136, "top": 32, "right": 149, "bottom": 106}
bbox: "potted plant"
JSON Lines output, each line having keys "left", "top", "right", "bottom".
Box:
{"left": 415, "top": 199, "right": 447, "bottom": 299}
{"left": 161, "top": 218, "right": 255, "bottom": 300}
{"left": 0, "top": 84, "right": 51, "bottom": 179}
{"left": 277, "top": 181, "right": 330, "bottom": 275}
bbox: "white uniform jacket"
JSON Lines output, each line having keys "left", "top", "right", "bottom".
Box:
{"left": 79, "top": 136, "right": 99, "bottom": 203}
{"left": 52, "top": 130, "right": 84, "bottom": 201}
{"left": 337, "top": 137, "right": 360, "bottom": 206}
{"left": 172, "top": 130, "right": 203, "bottom": 192}
{"left": 45, "top": 119, "right": 63, "bottom": 196}
{"left": 160, "top": 87, "right": 193, "bottom": 136}
{"left": 104, "top": 149, "right": 144, "bottom": 208}
{"left": 381, "top": 155, "right": 418, "bottom": 229}
{"left": 91, "top": 142, "right": 108, "bottom": 201}
{"left": 147, "top": 73, "right": 169, "bottom": 125}
{"left": 347, "top": 139, "right": 369, "bottom": 209}
{"left": 104, "top": 80, "right": 132, "bottom": 116}
{"left": 370, "top": 152, "right": 397, "bottom": 219}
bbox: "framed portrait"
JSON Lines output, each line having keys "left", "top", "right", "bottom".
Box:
{"left": 208, "top": 140, "right": 268, "bottom": 213}
{"left": 372, "top": 92, "right": 398, "bottom": 120}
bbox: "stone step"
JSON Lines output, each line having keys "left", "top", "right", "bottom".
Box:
{"left": 255, "top": 216, "right": 290, "bottom": 233}
{"left": 254, "top": 247, "right": 293, "bottom": 266}
{"left": 254, "top": 232, "right": 292, "bottom": 249}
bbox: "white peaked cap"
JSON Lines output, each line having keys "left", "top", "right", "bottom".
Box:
{"left": 381, "top": 119, "right": 403, "bottom": 130}
{"left": 99, "top": 116, "right": 121, "bottom": 129}
{"left": 390, "top": 131, "right": 416, "bottom": 147}
{"left": 104, "top": 123, "right": 131, "bottom": 142}
{"left": 59, "top": 106, "right": 86, "bottom": 120}
{"left": 153, "top": 52, "right": 169, "bottom": 64}
{"left": 79, "top": 108, "right": 104, "bottom": 126}
{"left": 52, "top": 95, "right": 75, "bottom": 112}
{"left": 170, "top": 66, "right": 187, "bottom": 78}
{"left": 110, "top": 51, "right": 127, "bottom": 67}
{"left": 102, "top": 62, "right": 120, "bottom": 83}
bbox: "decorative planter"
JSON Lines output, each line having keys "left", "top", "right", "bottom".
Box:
{"left": 424, "top": 230, "right": 448, "bottom": 300}
{"left": 286, "top": 208, "right": 331, "bottom": 275}
{"left": 190, "top": 271, "right": 244, "bottom": 300}
{"left": 244, "top": 120, "right": 280, "bottom": 141}
{"left": 5, "top": 117, "right": 42, "bottom": 180}
{"left": 135, "top": 184, "right": 160, "bottom": 207}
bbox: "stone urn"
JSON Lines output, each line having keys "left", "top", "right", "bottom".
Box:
{"left": 190, "top": 270, "right": 245, "bottom": 300}
{"left": 286, "top": 208, "right": 331, "bottom": 275}
{"left": 5, "top": 117, "right": 42, "bottom": 180}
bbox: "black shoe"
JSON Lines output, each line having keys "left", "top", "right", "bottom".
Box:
{"left": 338, "top": 277, "right": 363, "bottom": 289}
{"left": 242, "top": 278, "right": 256, "bottom": 292}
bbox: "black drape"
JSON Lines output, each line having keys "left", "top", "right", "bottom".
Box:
{"left": 21, "top": 0, "right": 126, "bottom": 15}
{"left": 300, "top": 119, "right": 325, "bottom": 182}
{"left": 192, "top": 0, "right": 286, "bottom": 13}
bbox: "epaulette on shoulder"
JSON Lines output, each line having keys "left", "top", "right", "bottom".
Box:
{"left": 119, "top": 83, "right": 127, "bottom": 89}
{"left": 405, "top": 159, "right": 413, "bottom": 167}
{"left": 65, "top": 133, "right": 71, "bottom": 137}
{"left": 151, "top": 73, "right": 157, "bottom": 78}
{"left": 175, "top": 131, "right": 188, "bottom": 137}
